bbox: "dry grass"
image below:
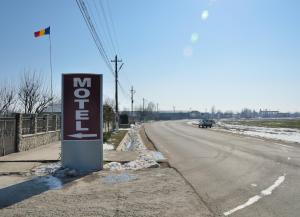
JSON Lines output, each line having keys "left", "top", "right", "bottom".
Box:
{"left": 106, "top": 130, "right": 128, "bottom": 149}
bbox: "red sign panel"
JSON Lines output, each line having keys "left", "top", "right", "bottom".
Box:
{"left": 63, "top": 74, "right": 102, "bottom": 140}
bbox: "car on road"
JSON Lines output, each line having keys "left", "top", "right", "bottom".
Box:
{"left": 198, "top": 119, "right": 214, "bottom": 128}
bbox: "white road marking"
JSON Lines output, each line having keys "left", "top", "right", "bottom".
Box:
{"left": 224, "top": 195, "right": 262, "bottom": 216}
{"left": 261, "top": 176, "right": 285, "bottom": 196}
{"left": 251, "top": 183, "right": 257, "bottom": 187}
{"left": 224, "top": 175, "right": 286, "bottom": 216}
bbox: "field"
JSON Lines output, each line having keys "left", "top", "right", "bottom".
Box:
{"left": 223, "top": 119, "right": 300, "bottom": 129}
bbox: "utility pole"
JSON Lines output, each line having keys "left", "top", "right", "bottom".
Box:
{"left": 130, "top": 86, "right": 136, "bottom": 122}
{"left": 142, "top": 98, "right": 145, "bottom": 121}
{"left": 111, "top": 55, "right": 122, "bottom": 130}
{"left": 156, "top": 103, "right": 159, "bottom": 121}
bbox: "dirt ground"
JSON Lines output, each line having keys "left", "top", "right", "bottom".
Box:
{"left": 0, "top": 168, "right": 212, "bottom": 217}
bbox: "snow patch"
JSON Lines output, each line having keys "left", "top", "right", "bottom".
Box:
{"left": 104, "top": 124, "right": 165, "bottom": 171}
{"left": 187, "top": 120, "right": 199, "bottom": 126}
{"left": 103, "top": 143, "right": 114, "bottom": 150}
{"left": 33, "top": 162, "right": 62, "bottom": 176}
{"left": 217, "top": 122, "right": 300, "bottom": 143}
{"left": 104, "top": 153, "right": 159, "bottom": 171}
{"left": 119, "top": 125, "right": 146, "bottom": 151}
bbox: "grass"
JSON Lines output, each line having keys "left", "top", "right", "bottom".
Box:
{"left": 104, "top": 130, "right": 128, "bottom": 149}
{"left": 224, "top": 119, "right": 300, "bottom": 129}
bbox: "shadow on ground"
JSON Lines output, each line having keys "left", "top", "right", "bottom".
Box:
{"left": 0, "top": 174, "right": 86, "bottom": 209}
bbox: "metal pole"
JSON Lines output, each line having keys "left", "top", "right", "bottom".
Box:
{"left": 49, "top": 34, "right": 53, "bottom": 113}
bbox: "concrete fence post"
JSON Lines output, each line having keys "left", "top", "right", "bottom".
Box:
{"left": 54, "top": 114, "right": 58, "bottom": 131}
{"left": 45, "top": 114, "right": 49, "bottom": 132}
{"left": 15, "top": 113, "right": 22, "bottom": 152}
{"left": 32, "top": 114, "right": 37, "bottom": 134}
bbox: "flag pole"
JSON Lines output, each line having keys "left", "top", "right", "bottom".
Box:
{"left": 48, "top": 31, "right": 53, "bottom": 113}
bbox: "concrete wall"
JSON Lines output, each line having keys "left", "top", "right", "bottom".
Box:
{"left": 19, "top": 130, "right": 61, "bottom": 152}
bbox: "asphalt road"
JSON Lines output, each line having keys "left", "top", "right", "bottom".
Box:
{"left": 145, "top": 121, "right": 300, "bottom": 217}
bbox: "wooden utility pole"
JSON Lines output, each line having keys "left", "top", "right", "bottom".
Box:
{"left": 156, "top": 103, "right": 159, "bottom": 120}
{"left": 111, "top": 55, "right": 122, "bottom": 129}
{"left": 130, "top": 86, "right": 135, "bottom": 120}
{"left": 142, "top": 98, "right": 145, "bottom": 121}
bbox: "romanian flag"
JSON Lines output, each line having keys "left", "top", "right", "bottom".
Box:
{"left": 34, "top": 26, "right": 50, "bottom": 38}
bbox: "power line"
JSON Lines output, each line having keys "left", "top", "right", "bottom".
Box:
{"left": 118, "top": 81, "right": 131, "bottom": 99}
{"left": 89, "top": 0, "right": 115, "bottom": 57}
{"left": 106, "top": 0, "right": 121, "bottom": 56}
{"left": 76, "top": 0, "right": 114, "bottom": 75}
{"left": 98, "top": 0, "right": 117, "bottom": 55}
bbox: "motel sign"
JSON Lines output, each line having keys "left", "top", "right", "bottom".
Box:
{"left": 62, "top": 73, "right": 103, "bottom": 171}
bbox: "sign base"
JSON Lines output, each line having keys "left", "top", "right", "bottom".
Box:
{"left": 62, "top": 140, "right": 103, "bottom": 171}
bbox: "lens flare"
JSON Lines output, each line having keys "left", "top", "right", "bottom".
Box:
{"left": 191, "top": 33, "right": 199, "bottom": 43}
{"left": 201, "top": 10, "right": 209, "bottom": 20}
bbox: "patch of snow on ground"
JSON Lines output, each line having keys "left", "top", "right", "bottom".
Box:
{"left": 103, "top": 143, "right": 114, "bottom": 150}
{"left": 187, "top": 120, "right": 199, "bottom": 126}
{"left": 104, "top": 153, "right": 159, "bottom": 171}
{"left": 104, "top": 124, "right": 165, "bottom": 171}
{"left": 103, "top": 162, "right": 124, "bottom": 171}
{"left": 217, "top": 122, "right": 300, "bottom": 143}
{"left": 104, "top": 124, "right": 163, "bottom": 171}
{"left": 123, "top": 154, "right": 159, "bottom": 170}
{"left": 119, "top": 125, "right": 147, "bottom": 151}
{"left": 142, "top": 150, "right": 166, "bottom": 161}
{"left": 33, "top": 162, "right": 62, "bottom": 176}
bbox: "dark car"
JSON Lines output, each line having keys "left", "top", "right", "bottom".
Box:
{"left": 198, "top": 119, "right": 214, "bottom": 128}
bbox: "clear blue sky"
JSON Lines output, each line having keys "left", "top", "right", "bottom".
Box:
{"left": 0, "top": 0, "right": 299, "bottom": 112}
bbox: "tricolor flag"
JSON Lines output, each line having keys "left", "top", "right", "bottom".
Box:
{"left": 34, "top": 26, "right": 50, "bottom": 38}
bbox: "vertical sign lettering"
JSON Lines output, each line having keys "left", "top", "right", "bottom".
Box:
{"left": 63, "top": 74, "right": 101, "bottom": 140}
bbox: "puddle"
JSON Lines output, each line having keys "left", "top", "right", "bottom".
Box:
{"left": 102, "top": 173, "right": 137, "bottom": 184}
{"left": 33, "top": 175, "right": 63, "bottom": 190}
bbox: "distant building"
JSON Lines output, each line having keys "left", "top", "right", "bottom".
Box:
{"left": 189, "top": 111, "right": 200, "bottom": 119}
{"left": 259, "top": 109, "right": 279, "bottom": 118}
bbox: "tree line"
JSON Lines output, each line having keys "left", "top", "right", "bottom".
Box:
{"left": 0, "top": 70, "right": 55, "bottom": 115}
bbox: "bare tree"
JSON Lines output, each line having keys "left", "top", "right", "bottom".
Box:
{"left": 146, "top": 102, "right": 156, "bottom": 113}
{"left": 18, "top": 70, "right": 52, "bottom": 114}
{"left": 103, "top": 98, "right": 115, "bottom": 131}
{"left": 144, "top": 102, "right": 156, "bottom": 120}
{"left": 211, "top": 105, "right": 215, "bottom": 119}
{"left": 0, "top": 86, "right": 15, "bottom": 114}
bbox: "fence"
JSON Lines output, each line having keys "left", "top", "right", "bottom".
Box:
{"left": 0, "top": 113, "right": 61, "bottom": 156}
{"left": 21, "top": 114, "right": 60, "bottom": 135}
{"left": 0, "top": 116, "right": 16, "bottom": 156}
{"left": 1, "top": 113, "right": 112, "bottom": 156}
